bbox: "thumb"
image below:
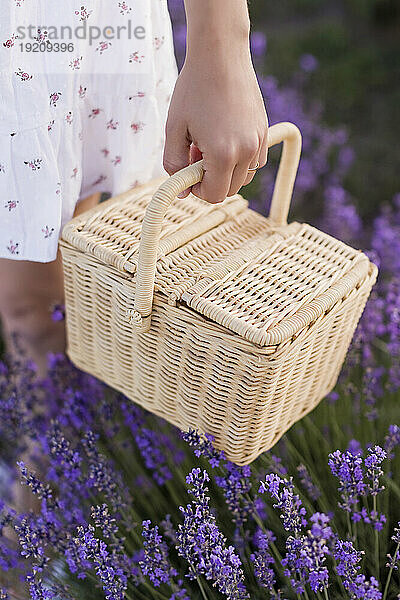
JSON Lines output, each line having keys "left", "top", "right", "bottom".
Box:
{"left": 163, "top": 119, "right": 191, "bottom": 197}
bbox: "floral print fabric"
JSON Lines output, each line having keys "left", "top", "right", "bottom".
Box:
{"left": 0, "top": 0, "right": 178, "bottom": 261}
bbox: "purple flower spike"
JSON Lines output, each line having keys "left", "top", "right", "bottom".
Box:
{"left": 328, "top": 450, "right": 366, "bottom": 512}
{"left": 386, "top": 522, "right": 400, "bottom": 570}
{"left": 177, "top": 468, "right": 249, "bottom": 599}
{"left": 17, "top": 461, "right": 56, "bottom": 507}
{"left": 181, "top": 428, "right": 225, "bottom": 468}
{"left": 250, "top": 529, "right": 276, "bottom": 590}
{"left": 65, "top": 525, "right": 128, "bottom": 599}
{"left": 215, "top": 462, "right": 254, "bottom": 528}
{"left": 140, "top": 520, "right": 178, "bottom": 587}
{"left": 259, "top": 475, "right": 307, "bottom": 535}
{"left": 91, "top": 505, "right": 118, "bottom": 538}
{"left": 334, "top": 540, "right": 382, "bottom": 599}
{"left": 365, "top": 446, "right": 386, "bottom": 496}
{"left": 384, "top": 425, "right": 400, "bottom": 459}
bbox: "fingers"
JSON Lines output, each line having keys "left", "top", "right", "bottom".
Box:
{"left": 191, "top": 143, "right": 236, "bottom": 204}
{"left": 227, "top": 135, "right": 260, "bottom": 197}
{"left": 163, "top": 118, "right": 191, "bottom": 197}
{"left": 258, "top": 129, "right": 269, "bottom": 169}
{"left": 164, "top": 124, "right": 269, "bottom": 203}
{"left": 241, "top": 129, "right": 269, "bottom": 188}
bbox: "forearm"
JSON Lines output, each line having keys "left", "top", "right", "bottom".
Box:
{"left": 183, "top": 0, "right": 251, "bottom": 64}
{"left": 164, "top": 0, "right": 268, "bottom": 203}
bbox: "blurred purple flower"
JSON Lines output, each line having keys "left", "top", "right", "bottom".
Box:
{"left": 297, "top": 464, "right": 321, "bottom": 501}
{"left": 384, "top": 424, "right": 400, "bottom": 459}
{"left": 299, "top": 53, "right": 319, "bottom": 72}
{"left": 251, "top": 31, "right": 267, "bottom": 58}
{"left": 51, "top": 303, "right": 65, "bottom": 322}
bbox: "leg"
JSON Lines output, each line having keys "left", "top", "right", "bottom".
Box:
{"left": 0, "top": 193, "right": 100, "bottom": 376}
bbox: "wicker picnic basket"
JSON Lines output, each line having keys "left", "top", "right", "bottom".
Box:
{"left": 60, "top": 121, "right": 377, "bottom": 465}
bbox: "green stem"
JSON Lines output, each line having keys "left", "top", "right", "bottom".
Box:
{"left": 382, "top": 542, "right": 399, "bottom": 600}
{"left": 196, "top": 576, "right": 209, "bottom": 600}
{"left": 373, "top": 495, "right": 379, "bottom": 579}
{"left": 346, "top": 510, "right": 353, "bottom": 540}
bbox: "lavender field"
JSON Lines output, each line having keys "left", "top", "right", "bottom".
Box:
{"left": 0, "top": 1, "right": 399, "bottom": 599}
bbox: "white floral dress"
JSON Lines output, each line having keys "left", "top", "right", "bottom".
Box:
{"left": 0, "top": 0, "right": 178, "bottom": 261}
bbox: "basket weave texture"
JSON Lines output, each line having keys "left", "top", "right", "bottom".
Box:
{"left": 60, "top": 122, "right": 377, "bottom": 464}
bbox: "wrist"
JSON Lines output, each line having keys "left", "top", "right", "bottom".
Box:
{"left": 184, "top": 0, "right": 251, "bottom": 63}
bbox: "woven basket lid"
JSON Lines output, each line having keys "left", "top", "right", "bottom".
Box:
{"left": 62, "top": 122, "right": 374, "bottom": 347}
{"left": 177, "top": 220, "right": 371, "bottom": 346}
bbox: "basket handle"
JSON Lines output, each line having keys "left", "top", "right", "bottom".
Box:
{"left": 129, "top": 121, "right": 302, "bottom": 331}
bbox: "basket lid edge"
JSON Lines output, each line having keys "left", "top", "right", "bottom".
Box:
{"left": 181, "top": 255, "right": 376, "bottom": 347}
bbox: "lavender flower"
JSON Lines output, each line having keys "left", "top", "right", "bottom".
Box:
{"left": 386, "top": 522, "right": 400, "bottom": 570}
{"left": 384, "top": 425, "right": 400, "bottom": 459}
{"left": 161, "top": 514, "right": 178, "bottom": 545}
{"left": 14, "top": 515, "right": 48, "bottom": 566}
{"left": 250, "top": 31, "right": 267, "bottom": 58}
{"left": 285, "top": 513, "right": 334, "bottom": 594}
{"left": 365, "top": 446, "right": 386, "bottom": 496}
{"left": 17, "top": 461, "right": 56, "bottom": 506}
{"left": 268, "top": 454, "right": 288, "bottom": 477}
{"left": 297, "top": 464, "right": 321, "bottom": 501}
{"left": 250, "top": 529, "right": 276, "bottom": 589}
{"left": 46, "top": 421, "right": 82, "bottom": 484}
{"left": 392, "top": 522, "right": 400, "bottom": 544}
{"left": 140, "top": 520, "right": 177, "bottom": 586}
{"left": 65, "top": 525, "right": 128, "bottom": 600}
{"left": 177, "top": 468, "right": 249, "bottom": 599}
{"left": 328, "top": 449, "right": 365, "bottom": 512}
{"left": 215, "top": 462, "right": 254, "bottom": 528}
{"left": 91, "top": 505, "right": 118, "bottom": 538}
{"left": 299, "top": 53, "right": 319, "bottom": 72}
{"left": 81, "top": 431, "right": 127, "bottom": 511}
{"left": 334, "top": 540, "right": 382, "bottom": 599}
{"left": 51, "top": 303, "right": 65, "bottom": 322}
{"left": 121, "top": 402, "right": 173, "bottom": 484}
{"left": 356, "top": 507, "right": 386, "bottom": 531}
{"left": 259, "top": 474, "right": 307, "bottom": 535}
{"left": 181, "top": 428, "right": 225, "bottom": 467}
{"left": 348, "top": 439, "right": 363, "bottom": 456}
{"left": 135, "top": 428, "right": 173, "bottom": 485}
{"left": 26, "top": 573, "right": 57, "bottom": 600}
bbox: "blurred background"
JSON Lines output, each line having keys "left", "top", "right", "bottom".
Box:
{"left": 0, "top": 4, "right": 399, "bottom": 597}
{"left": 168, "top": 0, "right": 400, "bottom": 234}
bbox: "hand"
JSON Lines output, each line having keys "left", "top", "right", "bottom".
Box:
{"left": 163, "top": 50, "right": 269, "bottom": 203}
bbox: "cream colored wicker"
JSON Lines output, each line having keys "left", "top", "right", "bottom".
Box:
{"left": 60, "top": 121, "right": 377, "bottom": 465}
